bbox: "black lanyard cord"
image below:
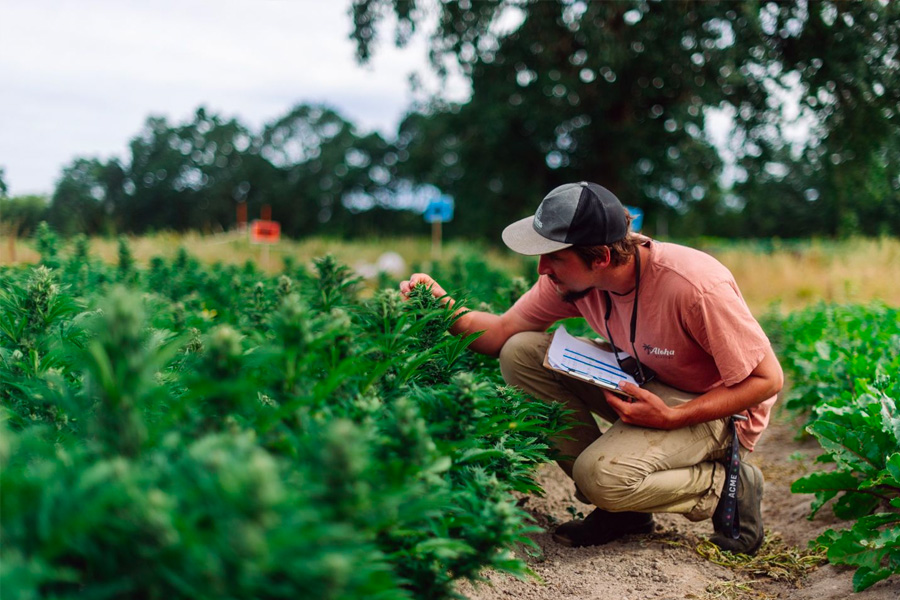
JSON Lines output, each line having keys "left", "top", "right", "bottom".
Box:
{"left": 603, "top": 249, "right": 646, "bottom": 382}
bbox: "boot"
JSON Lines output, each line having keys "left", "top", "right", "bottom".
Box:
{"left": 552, "top": 508, "right": 655, "bottom": 547}
{"left": 710, "top": 462, "right": 765, "bottom": 555}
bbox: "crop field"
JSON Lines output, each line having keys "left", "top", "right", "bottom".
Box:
{"left": 1, "top": 227, "right": 898, "bottom": 597}
{"left": 4, "top": 232, "right": 900, "bottom": 314}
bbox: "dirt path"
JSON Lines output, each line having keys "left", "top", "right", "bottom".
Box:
{"left": 457, "top": 408, "right": 899, "bottom": 600}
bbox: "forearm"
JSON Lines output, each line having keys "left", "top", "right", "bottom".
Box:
{"left": 447, "top": 306, "right": 510, "bottom": 357}
{"left": 667, "top": 349, "right": 784, "bottom": 428}
{"left": 668, "top": 377, "right": 778, "bottom": 428}
{"left": 610, "top": 347, "right": 784, "bottom": 430}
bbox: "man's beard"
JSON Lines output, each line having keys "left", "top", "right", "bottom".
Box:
{"left": 561, "top": 287, "right": 592, "bottom": 304}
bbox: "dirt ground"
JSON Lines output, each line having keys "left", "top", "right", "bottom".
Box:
{"left": 456, "top": 407, "right": 900, "bottom": 600}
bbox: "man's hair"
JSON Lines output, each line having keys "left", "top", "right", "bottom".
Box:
{"left": 570, "top": 211, "right": 640, "bottom": 267}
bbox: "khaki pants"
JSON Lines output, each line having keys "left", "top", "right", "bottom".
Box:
{"left": 500, "top": 331, "right": 742, "bottom": 521}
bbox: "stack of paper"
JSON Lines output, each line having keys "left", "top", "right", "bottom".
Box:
{"left": 544, "top": 326, "right": 637, "bottom": 393}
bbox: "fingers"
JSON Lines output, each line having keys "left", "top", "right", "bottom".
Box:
{"left": 617, "top": 381, "right": 643, "bottom": 398}
{"left": 399, "top": 273, "right": 443, "bottom": 300}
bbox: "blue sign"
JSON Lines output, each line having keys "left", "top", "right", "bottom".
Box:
{"left": 625, "top": 205, "right": 644, "bottom": 232}
{"left": 424, "top": 195, "right": 454, "bottom": 223}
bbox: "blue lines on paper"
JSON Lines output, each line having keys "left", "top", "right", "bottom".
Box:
{"left": 561, "top": 349, "right": 629, "bottom": 382}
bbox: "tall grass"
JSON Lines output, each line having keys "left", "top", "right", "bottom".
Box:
{"left": 699, "top": 237, "right": 900, "bottom": 314}
{"left": 2, "top": 232, "right": 898, "bottom": 314}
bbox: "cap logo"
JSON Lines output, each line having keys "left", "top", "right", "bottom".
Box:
{"left": 534, "top": 205, "right": 544, "bottom": 230}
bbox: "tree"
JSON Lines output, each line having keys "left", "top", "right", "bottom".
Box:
{"left": 0, "top": 195, "right": 48, "bottom": 237}
{"left": 735, "top": 1, "right": 900, "bottom": 237}
{"left": 258, "top": 104, "right": 404, "bottom": 237}
{"left": 351, "top": 0, "right": 900, "bottom": 238}
{"left": 48, "top": 158, "right": 120, "bottom": 235}
{"left": 122, "top": 108, "right": 260, "bottom": 233}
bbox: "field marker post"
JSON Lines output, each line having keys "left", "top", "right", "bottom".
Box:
{"left": 432, "top": 220, "right": 442, "bottom": 260}
{"left": 250, "top": 216, "right": 280, "bottom": 271}
{"left": 424, "top": 194, "right": 454, "bottom": 262}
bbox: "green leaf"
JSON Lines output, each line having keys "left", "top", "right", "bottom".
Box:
{"left": 887, "top": 453, "right": 900, "bottom": 481}
{"left": 792, "top": 470, "right": 861, "bottom": 494}
{"left": 833, "top": 492, "right": 881, "bottom": 520}
{"left": 853, "top": 566, "right": 896, "bottom": 592}
{"left": 809, "top": 417, "right": 888, "bottom": 474}
{"left": 792, "top": 470, "right": 861, "bottom": 518}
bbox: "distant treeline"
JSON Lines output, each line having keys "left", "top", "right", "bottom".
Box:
{"left": 2, "top": 1, "right": 898, "bottom": 240}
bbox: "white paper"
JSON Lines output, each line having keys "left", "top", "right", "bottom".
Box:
{"left": 546, "top": 325, "right": 637, "bottom": 391}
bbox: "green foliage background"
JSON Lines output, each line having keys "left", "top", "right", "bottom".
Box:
{"left": 766, "top": 303, "right": 900, "bottom": 591}
{"left": 2, "top": 1, "right": 898, "bottom": 240}
{"left": 0, "top": 233, "right": 570, "bottom": 599}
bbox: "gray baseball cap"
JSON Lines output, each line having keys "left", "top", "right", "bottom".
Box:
{"left": 501, "top": 182, "right": 628, "bottom": 255}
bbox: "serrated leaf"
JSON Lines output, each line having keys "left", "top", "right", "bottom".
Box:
{"left": 412, "top": 538, "right": 471, "bottom": 560}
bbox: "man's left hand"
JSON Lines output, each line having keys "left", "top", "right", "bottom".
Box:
{"left": 603, "top": 383, "right": 681, "bottom": 430}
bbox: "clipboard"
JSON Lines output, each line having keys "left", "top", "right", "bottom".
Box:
{"left": 542, "top": 326, "right": 640, "bottom": 398}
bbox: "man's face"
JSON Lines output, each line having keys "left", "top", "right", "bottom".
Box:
{"left": 537, "top": 249, "right": 598, "bottom": 303}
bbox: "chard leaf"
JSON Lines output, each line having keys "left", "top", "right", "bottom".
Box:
{"left": 808, "top": 418, "right": 888, "bottom": 474}
{"left": 792, "top": 470, "right": 860, "bottom": 517}
{"left": 792, "top": 470, "right": 861, "bottom": 494}
{"left": 853, "top": 566, "right": 896, "bottom": 592}
{"left": 864, "top": 453, "right": 900, "bottom": 490}
{"left": 833, "top": 492, "right": 881, "bottom": 520}
{"left": 881, "top": 394, "right": 900, "bottom": 444}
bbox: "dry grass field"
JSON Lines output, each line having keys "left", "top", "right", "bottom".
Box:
{"left": 2, "top": 231, "right": 898, "bottom": 315}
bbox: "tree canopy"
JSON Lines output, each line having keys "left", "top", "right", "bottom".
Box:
{"left": 352, "top": 0, "right": 900, "bottom": 238}
{"left": 4, "top": 1, "right": 897, "bottom": 240}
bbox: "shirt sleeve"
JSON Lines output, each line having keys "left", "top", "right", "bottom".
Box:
{"left": 687, "top": 281, "right": 772, "bottom": 386}
{"left": 508, "top": 275, "right": 582, "bottom": 326}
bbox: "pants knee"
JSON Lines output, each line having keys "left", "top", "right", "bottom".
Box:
{"left": 573, "top": 451, "right": 638, "bottom": 511}
{"left": 498, "top": 331, "right": 546, "bottom": 386}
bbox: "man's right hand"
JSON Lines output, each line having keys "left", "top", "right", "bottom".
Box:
{"left": 399, "top": 273, "right": 547, "bottom": 357}
{"left": 399, "top": 273, "right": 451, "bottom": 306}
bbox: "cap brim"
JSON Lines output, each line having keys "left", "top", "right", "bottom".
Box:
{"left": 501, "top": 216, "right": 573, "bottom": 256}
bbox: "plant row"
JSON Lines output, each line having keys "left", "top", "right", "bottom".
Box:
{"left": 768, "top": 303, "right": 900, "bottom": 591}
{"left": 0, "top": 230, "right": 567, "bottom": 600}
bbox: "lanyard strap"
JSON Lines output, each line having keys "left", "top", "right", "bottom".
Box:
{"left": 603, "top": 249, "right": 645, "bottom": 380}
{"left": 721, "top": 417, "right": 743, "bottom": 540}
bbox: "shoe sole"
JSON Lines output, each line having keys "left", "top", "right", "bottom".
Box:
{"left": 551, "top": 520, "right": 656, "bottom": 548}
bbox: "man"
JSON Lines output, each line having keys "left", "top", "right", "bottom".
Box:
{"left": 399, "top": 182, "right": 783, "bottom": 555}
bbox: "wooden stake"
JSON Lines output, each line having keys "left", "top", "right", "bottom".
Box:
{"left": 432, "top": 220, "right": 442, "bottom": 260}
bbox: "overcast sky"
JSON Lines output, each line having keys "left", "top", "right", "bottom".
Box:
{"left": 1, "top": 0, "right": 466, "bottom": 197}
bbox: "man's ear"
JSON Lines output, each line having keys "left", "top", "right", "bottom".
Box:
{"left": 591, "top": 247, "right": 612, "bottom": 270}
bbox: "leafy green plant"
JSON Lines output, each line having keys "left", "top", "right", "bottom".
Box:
{"left": 774, "top": 302, "right": 900, "bottom": 590}
{"left": 0, "top": 247, "right": 568, "bottom": 599}
{"left": 790, "top": 380, "right": 900, "bottom": 591}
{"left": 767, "top": 302, "right": 900, "bottom": 418}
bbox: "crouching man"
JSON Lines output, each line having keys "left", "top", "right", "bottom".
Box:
{"left": 400, "top": 182, "right": 783, "bottom": 554}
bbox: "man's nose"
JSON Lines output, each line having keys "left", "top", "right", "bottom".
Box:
{"left": 537, "top": 255, "right": 551, "bottom": 275}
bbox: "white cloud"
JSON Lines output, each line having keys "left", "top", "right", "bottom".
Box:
{"left": 0, "top": 0, "right": 469, "bottom": 196}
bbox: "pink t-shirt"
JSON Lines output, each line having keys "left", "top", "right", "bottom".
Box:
{"left": 508, "top": 239, "right": 777, "bottom": 450}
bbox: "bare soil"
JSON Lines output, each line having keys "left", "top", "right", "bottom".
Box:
{"left": 457, "top": 408, "right": 899, "bottom": 600}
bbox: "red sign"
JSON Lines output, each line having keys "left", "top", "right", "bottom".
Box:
{"left": 250, "top": 219, "right": 281, "bottom": 244}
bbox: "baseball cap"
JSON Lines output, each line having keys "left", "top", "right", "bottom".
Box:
{"left": 501, "top": 181, "right": 628, "bottom": 255}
